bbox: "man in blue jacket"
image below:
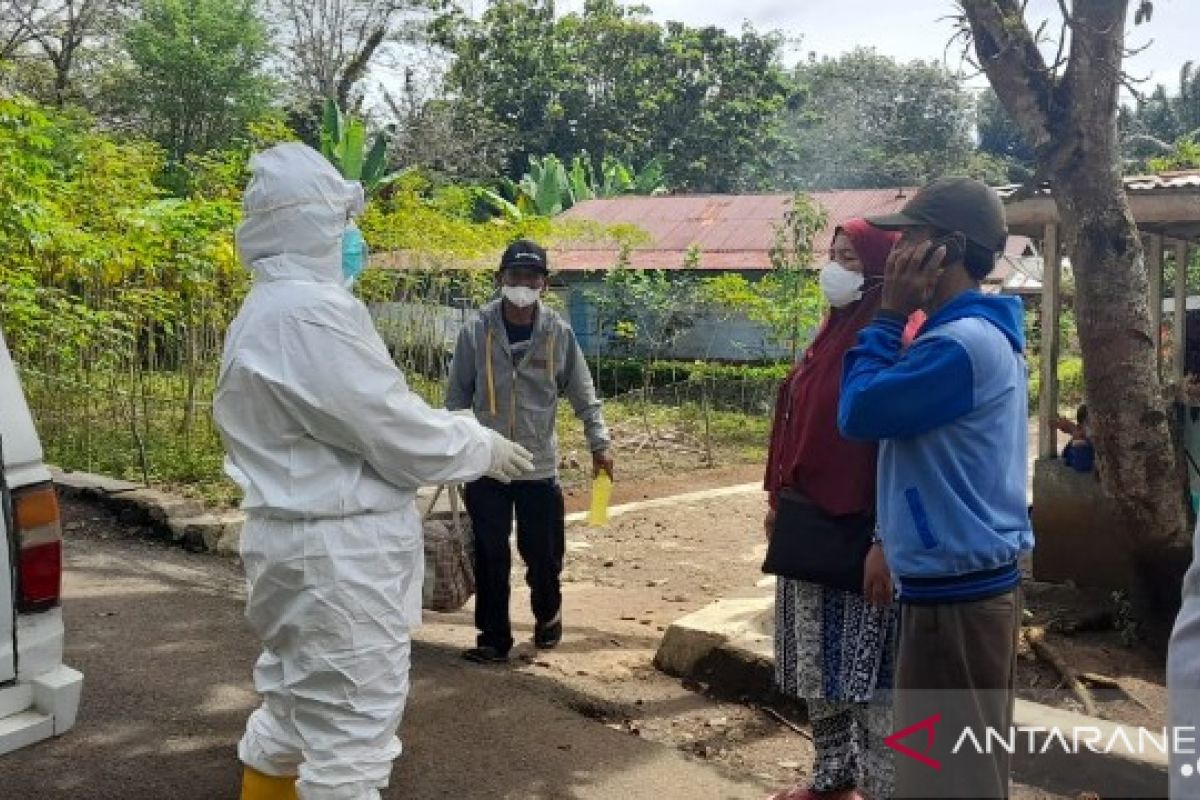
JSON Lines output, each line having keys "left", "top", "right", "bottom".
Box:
{"left": 839, "top": 177, "right": 1033, "bottom": 799}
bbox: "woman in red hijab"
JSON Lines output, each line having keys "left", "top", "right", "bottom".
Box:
{"left": 764, "top": 219, "right": 920, "bottom": 800}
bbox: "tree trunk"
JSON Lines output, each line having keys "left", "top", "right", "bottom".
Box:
{"left": 1054, "top": 159, "right": 1190, "bottom": 641}
{"left": 1053, "top": 166, "right": 1186, "bottom": 545}
{"left": 960, "top": 0, "right": 1190, "bottom": 636}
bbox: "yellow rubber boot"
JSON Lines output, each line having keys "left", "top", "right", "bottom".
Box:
{"left": 240, "top": 766, "right": 298, "bottom": 800}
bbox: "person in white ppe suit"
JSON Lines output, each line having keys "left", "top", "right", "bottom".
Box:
{"left": 214, "top": 142, "right": 534, "bottom": 800}
{"left": 1170, "top": 519, "right": 1200, "bottom": 799}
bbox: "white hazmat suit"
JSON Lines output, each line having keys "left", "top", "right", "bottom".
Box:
{"left": 215, "top": 143, "right": 526, "bottom": 800}
{"left": 1171, "top": 517, "right": 1200, "bottom": 799}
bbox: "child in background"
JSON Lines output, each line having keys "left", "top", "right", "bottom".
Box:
{"left": 1056, "top": 404, "right": 1095, "bottom": 473}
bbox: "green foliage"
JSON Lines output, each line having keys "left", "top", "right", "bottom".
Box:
{"left": 0, "top": 95, "right": 638, "bottom": 497}
{"left": 1163, "top": 247, "right": 1200, "bottom": 298}
{"left": 698, "top": 194, "right": 827, "bottom": 361}
{"left": 761, "top": 193, "right": 828, "bottom": 358}
{"left": 438, "top": 0, "right": 790, "bottom": 191}
{"left": 589, "top": 267, "right": 700, "bottom": 361}
{"left": 593, "top": 154, "right": 666, "bottom": 197}
{"left": 976, "top": 88, "right": 1037, "bottom": 182}
{"left": 357, "top": 172, "right": 555, "bottom": 265}
{"left": 496, "top": 152, "right": 668, "bottom": 218}
{"left": 1148, "top": 135, "right": 1200, "bottom": 172}
{"left": 1029, "top": 355, "right": 1086, "bottom": 412}
{"left": 587, "top": 357, "right": 788, "bottom": 397}
{"left": 0, "top": 96, "right": 243, "bottom": 367}
{"left": 122, "top": 0, "right": 275, "bottom": 163}
{"left": 319, "top": 99, "right": 402, "bottom": 193}
{"left": 0, "top": 95, "right": 245, "bottom": 493}
{"left": 1058, "top": 356, "right": 1085, "bottom": 407}
{"left": 517, "top": 154, "right": 570, "bottom": 216}
{"left": 1131, "top": 62, "right": 1200, "bottom": 145}
{"left": 778, "top": 49, "right": 980, "bottom": 189}
{"left": 185, "top": 117, "right": 298, "bottom": 201}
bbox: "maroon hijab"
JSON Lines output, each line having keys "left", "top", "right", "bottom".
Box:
{"left": 764, "top": 219, "right": 898, "bottom": 517}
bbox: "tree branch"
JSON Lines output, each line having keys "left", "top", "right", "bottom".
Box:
{"left": 1050, "top": 7, "right": 1069, "bottom": 78}
{"left": 1123, "top": 132, "right": 1174, "bottom": 154}
{"left": 336, "top": 24, "right": 386, "bottom": 107}
{"left": 1062, "top": 0, "right": 1130, "bottom": 131}
{"left": 958, "top": 0, "right": 1057, "bottom": 151}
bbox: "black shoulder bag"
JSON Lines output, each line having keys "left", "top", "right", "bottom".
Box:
{"left": 762, "top": 490, "right": 875, "bottom": 594}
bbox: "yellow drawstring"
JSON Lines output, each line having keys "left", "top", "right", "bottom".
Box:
{"left": 485, "top": 326, "right": 497, "bottom": 417}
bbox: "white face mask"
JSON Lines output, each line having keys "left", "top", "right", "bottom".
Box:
{"left": 819, "top": 261, "right": 865, "bottom": 308}
{"left": 502, "top": 285, "right": 541, "bottom": 308}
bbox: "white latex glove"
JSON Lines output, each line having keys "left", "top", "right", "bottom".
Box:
{"left": 486, "top": 430, "right": 535, "bottom": 483}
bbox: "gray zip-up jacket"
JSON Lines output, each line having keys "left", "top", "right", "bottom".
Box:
{"left": 446, "top": 299, "right": 610, "bottom": 480}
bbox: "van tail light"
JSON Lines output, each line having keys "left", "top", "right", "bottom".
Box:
{"left": 14, "top": 483, "right": 62, "bottom": 613}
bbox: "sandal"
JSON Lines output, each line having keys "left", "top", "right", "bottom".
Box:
{"left": 462, "top": 645, "right": 510, "bottom": 664}
{"left": 534, "top": 613, "right": 563, "bottom": 649}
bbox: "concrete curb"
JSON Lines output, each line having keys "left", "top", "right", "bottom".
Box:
{"left": 1011, "top": 699, "right": 1168, "bottom": 797}
{"left": 654, "top": 590, "right": 1169, "bottom": 797}
{"left": 52, "top": 469, "right": 461, "bottom": 558}
{"left": 653, "top": 587, "right": 776, "bottom": 699}
{"left": 51, "top": 468, "right": 245, "bottom": 556}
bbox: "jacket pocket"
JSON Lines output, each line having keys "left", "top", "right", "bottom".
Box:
{"left": 513, "top": 369, "right": 556, "bottom": 450}
{"left": 904, "top": 487, "right": 940, "bottom": 549}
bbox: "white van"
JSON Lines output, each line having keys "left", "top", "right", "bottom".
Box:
{"left": 0, "top": 328, "right": 83, "bottom": 754}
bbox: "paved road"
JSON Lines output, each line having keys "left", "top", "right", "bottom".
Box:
{"left": 0, "top": 500, "right": 768, "bottom": 800}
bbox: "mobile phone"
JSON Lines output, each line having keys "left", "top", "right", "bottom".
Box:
{"left": 920, "top": 232, "right": 966, "bottom": 269}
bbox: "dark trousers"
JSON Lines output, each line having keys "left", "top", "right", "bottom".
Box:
{"left": 464, "top": 477, "right": 565, "bottom": 653}
{"left": 893, "top": 589, "right": 1022, "bottom": 799}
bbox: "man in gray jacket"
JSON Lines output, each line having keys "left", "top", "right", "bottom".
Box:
{"left": 447, "top": 239, "right": 614, "bottom": 663}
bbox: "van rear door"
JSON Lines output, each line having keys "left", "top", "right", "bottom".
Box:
{"left": 0, "top": 472, "right": 12, "bottom": 684}
{"left": 0, "top": 327, "right": 46, "bottom": 685}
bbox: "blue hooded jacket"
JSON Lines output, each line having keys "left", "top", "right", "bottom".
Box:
{"left": 838, "top": 291, "right": 1034, "bottom": 603}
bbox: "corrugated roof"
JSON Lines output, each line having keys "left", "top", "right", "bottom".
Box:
{"left": 372, "top": 188, "right": 1037, "bottom": 274}
{"left": 555, "top": 249, "right": 776, "bottom": 271}
{"left": 554, "top": 189, "right": 917, "bottom": 271}
{"left": 997, "top": 170, "right": 1200, "bottom": 200}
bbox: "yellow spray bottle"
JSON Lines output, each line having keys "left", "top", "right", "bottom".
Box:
{"left": 588, "top": 472, "right": 613, "bottom": 527}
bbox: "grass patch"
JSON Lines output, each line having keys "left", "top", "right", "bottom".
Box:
{"left": 27, "top": 367, "right": 771, "bottom": 506}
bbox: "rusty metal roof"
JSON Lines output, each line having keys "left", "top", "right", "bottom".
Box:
{"left": 997, "top": 169, "right": 1200, "bottom": 200}
{"left": 554, "top": 189, "right": 917, "bottom": 272}
{"left": 372, "top": 187, "right": 1038, "bottom": 274}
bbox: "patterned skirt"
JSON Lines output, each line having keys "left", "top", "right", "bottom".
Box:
{"left": 774, "top": 577, "right": 897, "bottom": 703}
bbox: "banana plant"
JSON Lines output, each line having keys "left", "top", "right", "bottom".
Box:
{"left": 475, "top": 187, "right": 524, "bottom": 222}
{"left": 488, "top": 153, "right": 669, "bottom": 220}
{"left": 319, "top": 99, "right": 401, "bottom": 195}
{"left": 567, "top": 154, "right": 596, "bottom": 204}
{"left": 517, "top": 154, "right": 571, "bottom": 216}
{"left": 630, "top": 156, "right": 666, "bottom": 196}
{"left": 598, "top": 155, "right": 665, "bottom": 197}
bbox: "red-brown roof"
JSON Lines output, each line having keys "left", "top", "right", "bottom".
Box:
{"left": 371, "top": 189, "right": 1036, "bottom": 275}
{"left": 553, "top": 189, "right": 917, "bottom": 272}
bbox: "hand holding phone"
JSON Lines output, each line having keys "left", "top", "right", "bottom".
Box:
{"left": 921, "top": 232, "right": 966, "bottom": 269}
{"left": 883, "top": 233, "right": 959, "bottom": 315}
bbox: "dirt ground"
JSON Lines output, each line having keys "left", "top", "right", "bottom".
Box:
{"left": 57, "top": 442, "right": 1148, "bottom": 798}
{"left": 20, "top": 498, "right": 773, "bottom": 800}
{"left": 419, "top": 487, "right": 1093, "bottom": 798}
{"left": 1020, "top": 582, "right": 1167, "bottom": 730}
{"left": 559, "top": 462, "right": 763, "bottom": 514}
{"left": 418, "top": 490, "right": 800, "bottom": 786}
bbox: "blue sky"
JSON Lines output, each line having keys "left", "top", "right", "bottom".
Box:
{"left": 556, "top": 0, "right": 1198, "bottom": 90}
